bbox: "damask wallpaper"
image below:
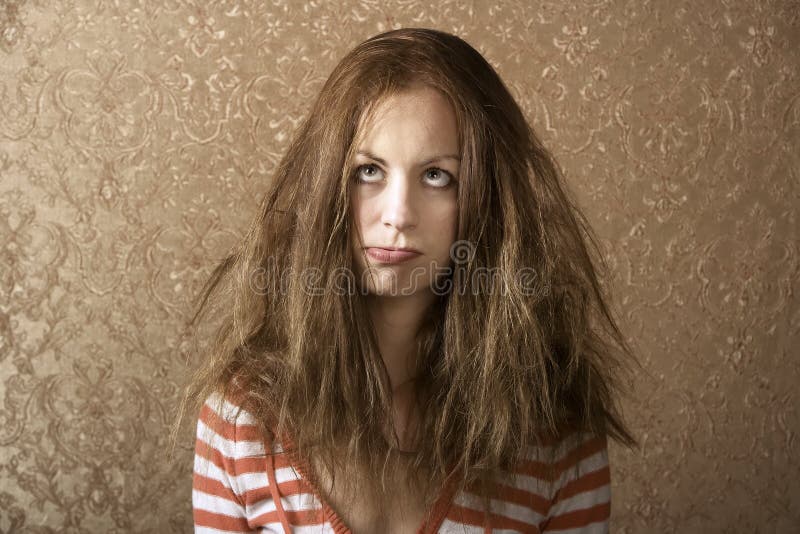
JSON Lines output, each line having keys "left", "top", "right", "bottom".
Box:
{"left": 0, "top": 0, "right": 797, "bottom": 533}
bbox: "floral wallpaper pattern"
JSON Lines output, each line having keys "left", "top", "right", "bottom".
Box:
{"left": 0, "top": 0, "right": 797, "bottom": 532}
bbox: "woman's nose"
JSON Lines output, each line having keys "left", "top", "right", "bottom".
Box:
{"left": 381, "top": 174, "right": 418, "bottom": 232}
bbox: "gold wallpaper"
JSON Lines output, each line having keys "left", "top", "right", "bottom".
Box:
{"left": 0, "top": 0, "right": 798, "bottom": 532}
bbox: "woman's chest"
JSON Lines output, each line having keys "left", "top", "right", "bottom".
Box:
{"left": 310, "top": 458, "right": 431, "bottom": 534}
{"left": 328, "top": 492, "right": 429, "bottom": 534}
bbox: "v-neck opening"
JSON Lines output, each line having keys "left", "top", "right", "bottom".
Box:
{"left": 276, "top": 432, "right": 461, "bottom": 534}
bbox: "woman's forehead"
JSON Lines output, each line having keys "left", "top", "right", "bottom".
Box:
{"left": 354, "top": 89, "right": 459, "bottom": 150}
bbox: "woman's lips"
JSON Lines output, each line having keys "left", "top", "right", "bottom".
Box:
{"left": 365, "top": 248, "right": 421, "bottom": 264}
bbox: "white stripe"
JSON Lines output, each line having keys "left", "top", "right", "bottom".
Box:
{"left": 194, "top": 453, "right": 267, "bottom": 499}
{"left": 192, "top": 489, "right": 246, "bottom": 517}
{"left": 439, "top": 522, "right": 520, "bottom": 534}
{"left": 195, "top": 526, "right": 279, "bottom": 534}
{"left": 263, "top": 491, "right": 323, "bottom": 513}
{"left": 196, "top": 419, "right": 267, "bottom": 459}
{"left": 548, "top": 481, "right": 610, "bottom": 517}
{"left": 291, "top": 525, "right": 337, "bottom": 534}
{"left": 243, "top": 493, "right": 275, "bottom": 518}
{"left": 194, "top": 453, "right": 235, "bottom": 490}
{"left": 438, "top": 518, "right": 485, "bottom": 533}
{"left": 274, "top": 464, "right": 303, "bottom": 485}
{"left": 502, "top": 470, "right": 552, "bottom": 500}
{"left": 247, "top": 490, "right": 323, "bottom": 517}
{"left": 552, "top": 448, "right": 609, "bottom": 499}
{"left": 438, "top": 519, "right": 519, "bottom": 533}
{"left": 521, "top": 442, "right": 555, "bottom": 461}
{"left": 230, "top": 469, "right": 270, "bottom": 493}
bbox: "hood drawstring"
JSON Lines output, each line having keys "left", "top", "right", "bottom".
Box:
{"left": 267, "top": 448, "right": 293, "bottom": 533}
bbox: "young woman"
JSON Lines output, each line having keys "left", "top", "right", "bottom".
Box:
{"left": 178, "top": 27, "right": 640, "bottom": 533}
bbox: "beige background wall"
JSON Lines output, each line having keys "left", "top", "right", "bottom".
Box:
{"left": 0, "top": 1, "right": 797, "bottom": 532}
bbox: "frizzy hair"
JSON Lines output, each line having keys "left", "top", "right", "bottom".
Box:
{"left": 172, "top": 27, "right": 641, "bottom": 519}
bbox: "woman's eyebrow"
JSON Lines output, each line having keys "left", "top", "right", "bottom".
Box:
{"left": 355, "top": 150, "right": 461, "bottom": 167}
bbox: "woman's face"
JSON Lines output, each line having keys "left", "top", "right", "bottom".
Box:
{"left": 350, "top": 86, "right": 460, "bottom": 298}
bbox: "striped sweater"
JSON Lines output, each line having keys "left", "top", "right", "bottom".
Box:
{"left": 193, "top": 393, "right": 611, "bottom": 533}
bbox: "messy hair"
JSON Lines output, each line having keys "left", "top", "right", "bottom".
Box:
{"left": 173, "top": 27, "right": 640, "bottom": 519}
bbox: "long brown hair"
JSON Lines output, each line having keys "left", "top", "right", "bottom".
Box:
{"left": 173, "top": 27, "right": 641, "bottom": 518}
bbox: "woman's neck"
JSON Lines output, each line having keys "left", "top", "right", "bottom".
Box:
{"left": 366, "top": 291, "right": 437, "bottom": 452}
{"left": 366, "top": 292, "right": 434, "bottom": 391}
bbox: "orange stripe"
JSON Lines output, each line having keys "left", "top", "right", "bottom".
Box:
{"left": 556, "top": 465, "right": 610, "bottom": 502}
{"left": 193, "top": 472, "right": 241, "bottom": 504}
{"left": 242, "top": 484, "right": 270, "bottom": 508}
{"left": 489, "top": 482, "right": 550, "bottom": 516}
{"left": 285, "top": 508, "right": 327, "bottom": 525}
{"left": 447, "top": 503, "right": 540, "bottom": 533}
{"left": 223, "top": 383, "right": 251, "bottom": 409}
{"left": 240, "top": 478, "right": 317, "bottom": 507}
{"left": 195, "top": 437, "right": 228, "bottom": 471}
{"left": 544, "top": 502, "right": 610, "bottom": 530}
{"left": 233, "top": 455, "right": 272, "bottom": 475}
{"left": 242, "top": 509, "right": 283, "bottom": 527}
{"left": 553, "top": 434, "right": 607, "bottom": 480}
{"left": 274, "top": 477, "right": 317, "bottom": 498}
{"left": 271, "top": 451, "right": 294, "bottom": 469}
{"left": 512, "top": 458, "right": 555, "bottom": 481}
{"left": 511, "top": 433, "right": 575, "bottom": 478}
{"left": 199, "top": 402, "right": 264, "bottom": 442}
{"left": 193, "top": 508, "right": 251, "bottom": 531}
{"left": 194, "top": 437, "right": 269, "bottom": 477}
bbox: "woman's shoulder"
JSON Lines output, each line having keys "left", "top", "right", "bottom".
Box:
{"left": 509, "top": 427, "right": 610, "bottom": 498}
{"left": 196, "top": 389, "right": 283, "bottom": 459}
{"left": 520, "top": 426, "right": 609, "bottom": 470}
{"left": 200, "top": 389, "right": 257, "bottom": 429}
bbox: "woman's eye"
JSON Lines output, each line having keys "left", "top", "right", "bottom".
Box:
{"left": 423, "top": 168, "right": 453, "bottom": 188}
{"left": 353, "top": 164, "right": 455, "bottom": 189}
{"left": 354, "top": 164, "right": 383, "bottom": 183}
